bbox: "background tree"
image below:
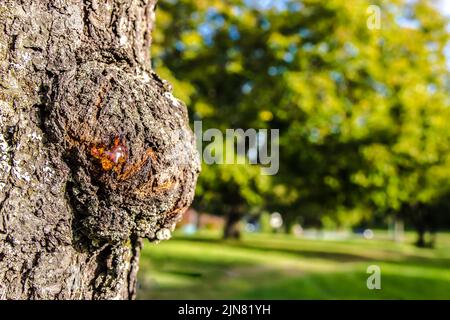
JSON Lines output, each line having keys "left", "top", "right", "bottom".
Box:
{"left": 348, "top": 0, "right": 450, "bottom": 246}
{"left": 0, "top": 0, "right": 199, "bottom": 299}
{"left": 153, "top": 0, "right": 449, "bottom": 246}
{"left": 193, "top": 150, "right": 269, "bottom": 239}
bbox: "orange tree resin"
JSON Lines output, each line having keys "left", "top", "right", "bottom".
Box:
{"left": 91, "top": 136, "right": 128, "bottom": 173}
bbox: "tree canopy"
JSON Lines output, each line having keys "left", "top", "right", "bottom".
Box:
{"left": 152, "top": 0, "right": 450, "bottom": 245}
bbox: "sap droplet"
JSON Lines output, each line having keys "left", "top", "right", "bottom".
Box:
{"left": 156, "top": 228, "right": 171, "bottom": 241}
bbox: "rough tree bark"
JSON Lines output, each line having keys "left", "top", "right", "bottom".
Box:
{"left": 0, "top": 0, "right": 199, "bottom": 299}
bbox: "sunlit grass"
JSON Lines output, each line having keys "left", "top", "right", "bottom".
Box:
{"left": 137, "top": 230, "right": 450, "bottom": 299}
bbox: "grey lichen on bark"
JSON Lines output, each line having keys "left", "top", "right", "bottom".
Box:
{"left": 0, "top": 0, "right": 199, "bottom": 299}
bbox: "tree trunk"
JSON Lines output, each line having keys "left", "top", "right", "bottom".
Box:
{"left": 410, "top": 204, "right": 428, "bottom": 248}
{"left": 416, "top": 226, "right": 426, "bottom": 248}
{"left": 0, "top": 0, "right": 199, "bottom": 299}
{"left": 223, "top": 209, "right": 241, "bottom": 240}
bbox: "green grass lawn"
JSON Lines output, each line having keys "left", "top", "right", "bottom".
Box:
{"left": 136, "top": 230, "right": 450, "bottom": 299}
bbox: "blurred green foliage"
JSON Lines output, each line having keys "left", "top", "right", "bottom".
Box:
{"left": 152, "top": 0, "right": 450, "bottom": 245}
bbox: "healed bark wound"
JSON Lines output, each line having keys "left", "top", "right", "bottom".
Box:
{"left": 0, "top": 0, "right": 199, "bottom": 299}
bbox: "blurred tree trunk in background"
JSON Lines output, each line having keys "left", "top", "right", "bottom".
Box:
{"left": 409, "top": 204, "right": 434, "bottom": 248}
{"left": 0, "top": 0, "right": 199, "bottom": 299}
{"left": 223, "top": 208, "right": 242, "bottom": 240}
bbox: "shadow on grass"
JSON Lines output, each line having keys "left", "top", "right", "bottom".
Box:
{"left": 138, "top": 259, "right": 450, "bottom": 299}
{"left": 173, "top": 236, "right": 450, "bottom": 268}
{"left": 231, "top": 271, "right": 450, "bottom": 300}
{"left": 137, "top": 235, "right": 450, "bottom": 299}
